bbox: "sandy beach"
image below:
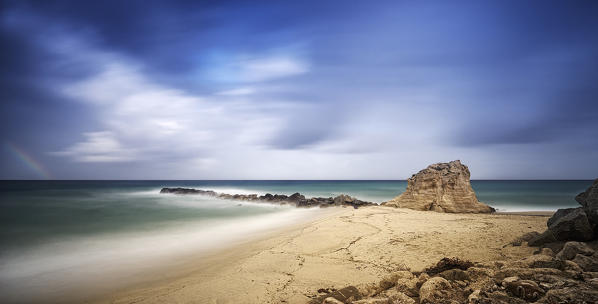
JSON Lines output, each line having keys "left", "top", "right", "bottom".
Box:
{"left": 96, "top": 206, "right": 550, "bottom": 304}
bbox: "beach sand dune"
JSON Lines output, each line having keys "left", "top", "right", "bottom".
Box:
{"left": 98, "top": 206, "right": 549, "bottom": 304}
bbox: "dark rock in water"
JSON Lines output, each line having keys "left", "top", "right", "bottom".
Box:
{"left": 333, "top": 194, "right": 354, "bottom": 205}
{"left": 288, "top": 192, "right": 305, "bottom": 202}
{"left": 159, "top": 187, "right": 376, "bottom": 209}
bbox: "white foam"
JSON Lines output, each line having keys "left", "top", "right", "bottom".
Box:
{"left": 0, "top": 208, "right": 323, "bottom": 303}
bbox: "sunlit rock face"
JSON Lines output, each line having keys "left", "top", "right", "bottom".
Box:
{"left": 383, "top": 160, "right": 494, "bottom": 213}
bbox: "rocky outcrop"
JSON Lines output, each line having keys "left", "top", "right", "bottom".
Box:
{"left": 310, "top": 243, "right": 598, "bottom": 304}
{"left": 382, "top": 160, "right": 494, "bottom": 213}
{"left": 529, "top": 179, "right": 598, "bottom": 246}
{"left": 576, "top": 178, "right": 598, "bottom": 231}
{"left": 159, "top": 187, "right": 375, "bottom": 209}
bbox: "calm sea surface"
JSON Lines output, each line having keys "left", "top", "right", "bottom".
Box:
{"left": 0, "top": 180, "right": 591, "bottom": 302}
{"left": 0, "top": 180, "right": 591, "bottom": 252}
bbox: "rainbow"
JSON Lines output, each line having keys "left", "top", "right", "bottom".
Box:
{"left": 5, "top": 142, "right": 52, "bottom": 179}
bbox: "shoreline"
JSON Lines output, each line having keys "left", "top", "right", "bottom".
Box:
{"left": 94, "top": 206, "right": 550, "bottom": 304}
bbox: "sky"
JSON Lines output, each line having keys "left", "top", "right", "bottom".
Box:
{"left": 1, "top": 0, "right": 597, "bottom": 180}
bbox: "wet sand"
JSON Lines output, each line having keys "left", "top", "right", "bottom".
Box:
{"left": 96, "top": 206, "right": 549, "bottom": 304}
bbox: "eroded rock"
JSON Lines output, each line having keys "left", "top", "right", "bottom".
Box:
{"left": 382, "top": 160, "right": 494, "bottom": 213}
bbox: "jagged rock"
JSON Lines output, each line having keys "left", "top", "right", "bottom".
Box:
{"left": 556, "top": 241, "right": 595, "bottom": 260}
{"left": 527, "top": 230, "right": 557, "bottom": 247}
{"left": 512, "top": 254, "right": 564, "bottom": 270}
{"left": 572, "top": 253, "right": 598, "bottom": 272}
{"left": 537, "top": 286, "right": 598, "bottom": 303}
{"left": 501, "top": 277, "right": 544, "bottom": 302}
{"left": 467, "top": 289, "right": 481, "bottom": 304}
{"left": 382, "top": 160, "right": 494, "bottom": 213}
{"left": 575, "top": 178, "right": 598, "bottom": 226}
{"left": 333, "top": 194, "right": 354, "bottom": 205}
{"left": 547, "top": 208, "right": 594, "bottom": 241}
{"left": 311, "top": 286, "right": 362, "bottom": 304}
{"left": 396, "top": 277, "right": 419, "bottom": 298}
{"left": 494, "top": 267, "right": 564, "bottom": 280}
{"left": 424, "top": 257, "right": 474, "bottom": 275}
{"left": 419, "top": 277, "right": 456, "bottom": 304}
{"left": 466, "top": 267, "right": 495, "bottom": 281}
{"left": 160, "top": 188, "right": 375, "bottom": 209}
{"left": 439, "top": 269, "right": 471, "bottom": 281}
{"left": 351, "top": 298, "right": 390, "bottom": 304}
{"left": 288, "top": 192, "right": 305, "bottom": 202}
{"left": 381, "top": 289, "right": 415, "bottom": 304}
{"left": 509, "top": 231, "right": 540, "bottom": 246}
{"left": 539, "top": 248, "right": 554, "bottom": 257}
{"left": 416, "top": 273, "right": 430, "bottom": 289}
{"left": 529, "top": 208, "right": 594, "bottom": 246}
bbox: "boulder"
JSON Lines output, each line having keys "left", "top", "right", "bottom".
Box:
{"left": 529, "top": 207, "right": 594, "bottom": 246}
{"left": 419, "top": 277, "right": 452, "bottom": 304}
{"left": 439, "top": 269, "right": 471, "bottom": 281}
{"left": 572, "top": 254, "right": 598, "bottom": 272}
{"left": 575, "top": 179, "right": 598, "bottom": 226}
{"left": 381, "top": 289, "right": 415, "bottom": 304}
{"left": 556, "top": 241, "right": 595, "bottom": 260}
{"left": 382, "top": 160, "right": 494, "bottom": 213}
{"left": 546, "top": 208, "right": 594, "bottom": 241}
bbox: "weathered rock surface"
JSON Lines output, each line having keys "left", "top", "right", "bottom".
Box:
{"left": 528, "top": 179, "right": 598, "bottom": 246}
{"left": 576, "top": 178, "right": 598, "bottom": 230}
{"left": 555, "top": 241, "right": 594, "bottom": 260}
{"left": 160, "top": 187, "right": 375, "bottom": 209}
{"left": 382, "top": 160, "right": 494, "bottom": 213}
{"left": 311, "top": 244, "right": 598, "bottom": 304}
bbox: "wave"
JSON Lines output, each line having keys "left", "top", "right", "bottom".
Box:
{"left": 0, "top": 207, "right": 323, "bottom": 303}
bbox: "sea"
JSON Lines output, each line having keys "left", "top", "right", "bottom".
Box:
{"left": 0, "top": 180, "right": 592, "bottom": 302}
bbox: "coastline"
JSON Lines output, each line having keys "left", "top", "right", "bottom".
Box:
{"left": 95, "top": 206, "right": 550, "bottom": 304}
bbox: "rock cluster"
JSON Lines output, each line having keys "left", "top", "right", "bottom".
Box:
{"left": 382, "top": 160, "right": 494, "bottom": 213}
{"left": 159, "top": 187, "right": 375, "bottom": 209}
{"left": 310, "top": 242, "right": 598, "bottom": 304}
{"left": 529, "top": 179, "right": 598, "bottom": 246}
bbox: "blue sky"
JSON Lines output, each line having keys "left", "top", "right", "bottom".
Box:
{"left": 1, "top": 1, "right": 597, "bottom": 179}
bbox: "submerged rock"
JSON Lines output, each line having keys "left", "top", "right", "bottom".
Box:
{"left": 382, "top": 160, "right": 494, "bottom": 213}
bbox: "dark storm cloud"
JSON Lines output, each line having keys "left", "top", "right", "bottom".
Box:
{"left": 1, "top": 0, "right": 597, "bottom": 179}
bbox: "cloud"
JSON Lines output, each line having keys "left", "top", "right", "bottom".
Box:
{"left": 204, "top": 54, "right": 309, "bottom": 84}
{"left": 52, "top": 132, "right": 136, "bottom": 162}
{"left": 239, "top": 56, "right": 308, "bottom": 82}
{"left": 216, "top": 87, "right": 256, "bottom": 96}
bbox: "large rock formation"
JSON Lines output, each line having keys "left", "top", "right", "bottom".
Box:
{"left": 160, "top": 187, "right": 375, "bottom": 209}
{"left": 382, "top": 160, "right": 494, "bottom": 213}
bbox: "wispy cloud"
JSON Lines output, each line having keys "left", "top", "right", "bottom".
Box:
{"left": 52, "top": 132, "right": 136, "bottom": 162}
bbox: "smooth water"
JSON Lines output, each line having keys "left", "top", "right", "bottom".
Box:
{"left": 0, "top": 180, "right": 590, "bottom": 253}
{"left": 0, "top": 180, "right": 592, "bottom": 302}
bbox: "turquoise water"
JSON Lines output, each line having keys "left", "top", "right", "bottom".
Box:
{"left": 0, "top": 180, "right": 592, "bottom": 302}
{"left": 0, "top": 181, "right": 591, "bottom": 303}
{"left": 0, "top": 180, "right": 591, "bottom": 253}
